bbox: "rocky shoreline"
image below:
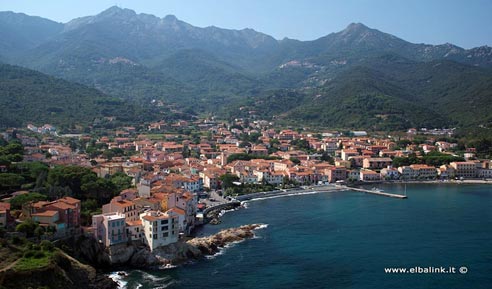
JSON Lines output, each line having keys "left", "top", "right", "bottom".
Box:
{"left": 66, "top": 223, "right": 266, "bottom": 270}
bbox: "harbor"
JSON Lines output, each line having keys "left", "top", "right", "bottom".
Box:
{"left": 203, "top": 184, "right": 407, "bottom": 222}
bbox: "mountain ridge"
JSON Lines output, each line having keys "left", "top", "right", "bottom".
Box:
{"left": 1, "top": 6, "right": 491, "bottom": 130}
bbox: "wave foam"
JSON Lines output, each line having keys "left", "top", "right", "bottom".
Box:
{"left": 108, "top": 272, "right": 128, "bottom": 289}
{"left": 159, "top": 263, "right": 177, "bottom": 270}
{"left": 138, "top": 270, "right": 170, "bottom": 282}
{"left": 205, "top": 237, "right": 249, "bottom": 260}
{"left": 255, "top": 224, "right": 269, "bottom": 230}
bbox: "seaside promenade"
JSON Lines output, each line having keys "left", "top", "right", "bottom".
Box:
{"left": 203, "top": 184, "right": 407, "bottom": 220}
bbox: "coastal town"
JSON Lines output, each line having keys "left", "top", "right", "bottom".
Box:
{"left": 1, "top": 118, "right": 492, "bottom": 253}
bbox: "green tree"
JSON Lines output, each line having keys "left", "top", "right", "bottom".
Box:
{"left": 34, "top": 226, "right": 45, "bottom": 239}
{"left": 40, "top": 240, "right": 54, "bottom": 251}
{"left": 80, "top": 178, "right": 117, "bottom": 205}
{"left": 12, "top": 162, "right": 49, "bottom": 183}
{"left": 47, "top": 166, "right": 95, "bottom": 198}
{"left": 0, "top": 173, "right": 25, "bottom": 190}
{"left": 290, "top": 157, "right": 301, "bottom": 165}
{"left": 16, "top": 219, "right": 38, "bottom": 238}
{"left": 10, "top": 192, "right": 47, "bottom": 210}
{"left": 109, "top": 172, "right": 133, "bottom": 193}
{"left": 321, "top": 152, "right": 334, "bottom": 164}
{"left": 219, "top": 173, "right": 240, "bottom": 189}
{"left": 182, "top": 146, "right": 191, "bottom": 158}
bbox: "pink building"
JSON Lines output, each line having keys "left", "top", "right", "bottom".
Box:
{"left": 92, "top": 213, "right": 127, "bottom": 247}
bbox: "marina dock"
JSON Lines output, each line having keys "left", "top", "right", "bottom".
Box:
{"left": 345, "top": 186, "right": 407, "bottom": 199}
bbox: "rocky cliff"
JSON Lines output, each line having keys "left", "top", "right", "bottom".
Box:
{"left": 0, "top": 250, "right": 117, "bottom": 289}
{"left": 69, "top": 224, "right": 266, "bottom": 269}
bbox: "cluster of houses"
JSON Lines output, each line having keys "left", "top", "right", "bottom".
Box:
{"left": 92, "top": 181, "right": 197, "bottom": 251}
{"left": 3, "top": 119, "right": 492, "bottom": 251}
{"left": 11, "top": 120, "right": 492, "bottom": 189}
{"left": 0, "top": 185, "right": 197, "bottom": 252}
{"left": 0, "top": 196, "right": 81, "bottom": 238}
{"left": 27, "top": 124, "right": 57, "bottom": 135}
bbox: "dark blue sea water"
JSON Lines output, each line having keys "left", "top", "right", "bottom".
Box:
{"left": 116, "top": 184, "right": 492, "bottom": 289}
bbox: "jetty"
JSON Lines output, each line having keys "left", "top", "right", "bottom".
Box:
{"left": 345, "top": 186, "right": 407, "bottom": 199}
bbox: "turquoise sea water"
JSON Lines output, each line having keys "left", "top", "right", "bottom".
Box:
{"left": 118, "top": 184, "right": 492, "bottom": 289}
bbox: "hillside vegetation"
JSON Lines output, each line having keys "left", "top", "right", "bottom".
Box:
{"left": 0, "top": 64, "right": 158, "bottom": 129}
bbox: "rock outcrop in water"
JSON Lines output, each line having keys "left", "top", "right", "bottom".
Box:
{"left": 187, "top": 224, "right": 262, "bottom": 255}
{"left": 70, "top": 224, "right": 266, "bottom": 268}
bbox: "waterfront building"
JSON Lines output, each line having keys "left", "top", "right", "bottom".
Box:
{"left": 398, "top": 166, "right": 417, "bottom": 180}
{"left": 410, "top": 164, "right": 438, "bottom": 179}
{"left": 478, "top": 168, "right": 492, "bottom": 178}
{"left": 347, "top": 170, "right": 360, "bottom": 181}
{"left": 253, "top": 170, "right": 284, "bottom": 185}
{"left": 450, "top": 162, "right": 478, "bottom": 178}
{"left": 438, "top": 165, "right": 456, "bottom": 179}
{"left": 360, "top": 170, "right": 382, "bottom": 181}
{"left": 140, "top": 210, "right": 179, "bottom": 251}
{"left": 92, "top": 212, "right": 127, "bottom": 247}
{"left": 126, "top": 219, "right": 143, "bottom": 241}
{"left": 326, "top": 166, "right": 347, "bottom": 183}
{"left": 381, "top": 167, "right": 400, "bottom": 180}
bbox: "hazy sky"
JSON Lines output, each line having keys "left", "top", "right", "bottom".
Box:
{"left": 1, "top": 0, "right": 491, "bottom": 48}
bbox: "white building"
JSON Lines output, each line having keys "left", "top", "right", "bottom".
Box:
{"left": 175, "top": 192, "right": 197, "bottom": 235}
{"left": 140, "top": 210, "right": 179, "bottom": 251}
{"left": 398, "top": 166, "right": 417, "bottom": 180}
{"left": 381, "top": 167, "right": 400, "bottom": 180}
{"left": 322, "top": 141, "right": 338, "bottom": 154}
{"left": 254, "top": 170, "right": 283, "bottom": 185}
{"left": 167, "top": 207, "right": 186, "bottom": 233}
{"left": 182, "top": 177, "right": 203, "bottom": 192}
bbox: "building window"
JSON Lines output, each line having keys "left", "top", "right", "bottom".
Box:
{"left": 153, "top": 234, "right": 157, "bottom": 240}
{"left": 161, "top": 226, "right": 167, "bottom": 231}
{"left": 163, "top": 232, "right": 168, "bottom": 237}
{"left": 161, "top": 220, "right": 168, "bottom": 225}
